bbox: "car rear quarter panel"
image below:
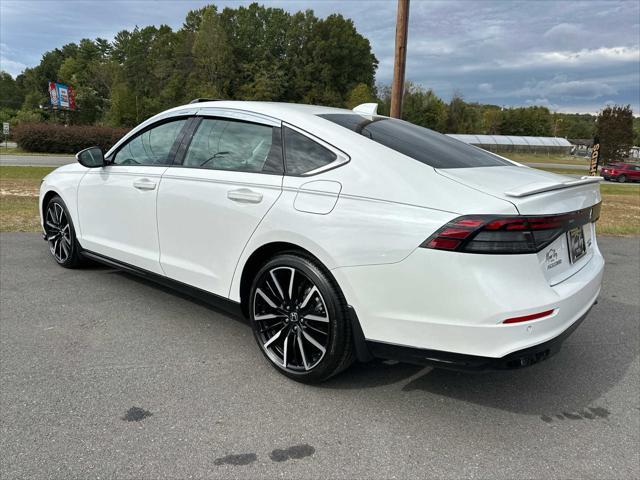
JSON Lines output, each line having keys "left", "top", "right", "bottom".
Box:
{"left": 228, "top": 185, "right": 457, "bottom": 302}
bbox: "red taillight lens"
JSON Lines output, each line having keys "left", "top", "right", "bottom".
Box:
{"left": 503, "top": 309, "right": 555, "bottom": 324}
{"left": 421, "top": 203, "right": 601, "bottom": 254}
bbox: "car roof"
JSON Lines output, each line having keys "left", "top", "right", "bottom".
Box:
{"left": 173, "top": 100, "right": 352, "bottom": 123}
{"left": 609, "top": 163, "right": 634, "bottom": 168}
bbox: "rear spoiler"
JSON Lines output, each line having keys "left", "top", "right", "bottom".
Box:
{"left": 505, "top": 176, "right": 603, "bottom": 198}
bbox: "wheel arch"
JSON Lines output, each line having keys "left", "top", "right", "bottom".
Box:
{"left": 41, "top": 189, "right": 60, "bottom": 211}
{"left": 238, "top": 241, "right": 324, "bottom": 318}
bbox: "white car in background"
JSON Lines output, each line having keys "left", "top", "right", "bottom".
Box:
{"left": 39, "top": 100, "right": 604, "bottom": 382}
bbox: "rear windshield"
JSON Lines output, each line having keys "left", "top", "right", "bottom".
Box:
{"left": 318, "top": 113, "right": 511, "bottom": 169}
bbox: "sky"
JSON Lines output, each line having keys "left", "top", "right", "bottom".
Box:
{"left": 1, "top": 0, "right": 639, "bottom": 114}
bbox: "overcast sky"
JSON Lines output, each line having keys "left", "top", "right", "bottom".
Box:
{"left": 1, "top": 0, "right": 639, "bottom": 113}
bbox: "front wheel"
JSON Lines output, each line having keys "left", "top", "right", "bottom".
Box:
{"left": 44, "top": 195, "right": 83, "bottom": 268}
{"left": 618, "top": 175, "right": 627, "bottom": 183}
{"left": 248, "top": 254, "right": 354, "bottom": 383}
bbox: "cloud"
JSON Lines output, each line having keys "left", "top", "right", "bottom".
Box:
{"left": 516, "top": 76, "right": 618, "bottom": 100}
{"left": 0, "top": 42, "right": 27, "bottom": 77}
{"left": 0, "top": 0, "right": 638, "bottom": 114}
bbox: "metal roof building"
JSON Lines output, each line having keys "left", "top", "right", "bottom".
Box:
{"left": 446, "top": 134, "right": 572, "bottom": 154}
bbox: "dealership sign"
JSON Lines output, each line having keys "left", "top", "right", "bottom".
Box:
{"left": 590, "top": 137, "right": 600, "bottom": 176}
{"left": 48, "top": 82, "right": 76, "bottom": 110}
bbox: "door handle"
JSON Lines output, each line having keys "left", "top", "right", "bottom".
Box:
{"left": 133, "top": 178, "right": 157, "bottom": 191}
{"left": 227, "top": 188, "right": 263, "bottom": 203}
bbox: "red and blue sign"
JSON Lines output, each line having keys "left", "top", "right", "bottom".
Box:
{"left": 48, "top": 82, "right": 76, "bottom": 110}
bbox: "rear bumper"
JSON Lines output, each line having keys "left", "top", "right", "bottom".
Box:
{"left": 366, "top": 305, "right": 591, "bottom": 371}
{"left": 333, "top": 236, "right": 604, "bottom": 359}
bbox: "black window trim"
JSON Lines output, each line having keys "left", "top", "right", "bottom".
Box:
{"left": 169, "top": 114, "right": 285, "bottom": 176}
{"left": 105, "top": 115, "right": 193, "bottom": 167}
{"left": 282, "top": 122, "right": 350, "bottom": 177}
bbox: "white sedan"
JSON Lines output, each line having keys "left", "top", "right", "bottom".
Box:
{"left": 39, "top": 100, "right": 604, "bottom": 382}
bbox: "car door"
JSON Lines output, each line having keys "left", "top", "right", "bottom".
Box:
{"left": 156, "top": 112, "right": 284, "bottom": 296}
{"left": 77, "top": 117, "right": 189, "bottom": 274}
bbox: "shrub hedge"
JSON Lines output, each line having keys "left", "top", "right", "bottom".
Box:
{"left": 14, "top": 123, "right": 130, "bottom": 154}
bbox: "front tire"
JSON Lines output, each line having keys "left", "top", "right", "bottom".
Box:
{"left": 44, "top": 195, "right": 83, "bottom": 268}
{"left": 618, "top": 175, "right": 627, "bottom": 183}
{"left": 248, "top": 253, "right": 354, "bottom": 383}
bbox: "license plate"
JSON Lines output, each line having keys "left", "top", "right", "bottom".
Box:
{"left": 567, "top": 227, "right": 587, "bottom": 263}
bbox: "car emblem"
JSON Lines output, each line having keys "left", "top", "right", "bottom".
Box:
{"left": 290, "top": 312, "right": 299, "bottom": 323}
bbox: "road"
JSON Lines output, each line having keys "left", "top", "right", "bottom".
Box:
{"left": 0, "top": 154, "right": 74, "bottom": 167}
{"left": 0, "top": 233, "right": 638, "bottom": 479}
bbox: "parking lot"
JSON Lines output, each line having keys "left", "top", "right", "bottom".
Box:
{"left": 1, "top": 232, "right": 638, "bottom": 479}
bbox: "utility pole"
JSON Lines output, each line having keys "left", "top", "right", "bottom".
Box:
{"left": 390, "top": 0, "right": 410, "bottom": 119}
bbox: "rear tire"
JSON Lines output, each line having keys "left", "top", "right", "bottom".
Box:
{"left": 248, "top": 253, "right": 354, "bottom": 383}
{"left": 618, "top": 175, "right": 627, "bottom": 183}
{"left": 44, "top": 195, "right": 83, "bottom": 268}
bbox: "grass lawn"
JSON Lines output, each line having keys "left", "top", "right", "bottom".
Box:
{"left": 507, "top": 153, "right": 589, "bottom": 166}
{"left": 534, "top": 167, "right": 585, "bottom": 176}
{"left": 1, "top": 165, "right": 637, "bottom": 236}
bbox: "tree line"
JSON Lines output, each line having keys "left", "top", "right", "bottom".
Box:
{"left": 0, "top": 2, "right": 638, "bottom": 148}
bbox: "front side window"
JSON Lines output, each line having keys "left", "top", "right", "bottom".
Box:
{"left": 318, "top": 113, "right": 512, "bottom": 169}
{"left": 113, "top": 119, "right": 187, "bottom": 166}
{"left": 183, "top": 118, "right": 282, "bottom": 173}
{"left": 283, "top": 127, "right": 337, "bottom": 175}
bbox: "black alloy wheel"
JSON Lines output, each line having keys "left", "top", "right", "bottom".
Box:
{"left": 44, "top": 196, "right": 82, "bottom": 268}
{"left": 249, "top": 254, "right": 353, "bottom": 382}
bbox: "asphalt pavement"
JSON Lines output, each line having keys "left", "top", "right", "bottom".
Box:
{"left": 0, "top": 233, "right": 638, "bottom": 479}
{"left": 0, "top": 154, "right": 74, "bottom": 167}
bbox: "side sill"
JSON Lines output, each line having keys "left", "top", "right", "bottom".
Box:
{"left": 80, "top": 249, "right": 244, "bottom": 319}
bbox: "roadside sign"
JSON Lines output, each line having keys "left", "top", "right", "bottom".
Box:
{"left": 2, "top": 122, "right": 8, "bottom": 135}
{"left": 48, "top": 82, "right": 76, "bottom": 111}
{"left": 590, "top": 137, "right": 600, "bottom": 176}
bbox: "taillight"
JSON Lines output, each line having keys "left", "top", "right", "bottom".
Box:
{"left": 421, "top": 203, "right": 601, "bottom": 254}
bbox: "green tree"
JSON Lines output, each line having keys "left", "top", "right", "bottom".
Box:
{"left": 446, "top": 93, "right": 481, "bottom": 133}
{"left": 0, "top": 71, "right": 24, "bottom": 111}
{"left": 345, "top": 83, "right": 376, "bottom": 109}
{"left": 191, "top": 7, "right": 232, "bottom": 98}
{"left": 401, "top": 83, "right": 447, "bottom": 131}
{"left": 596, "top": 105, "right": 634, "bottom": 163}
{"left": 300, "top": 14, "right": 378, "bottom": 106}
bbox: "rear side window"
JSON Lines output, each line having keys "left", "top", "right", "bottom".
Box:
{"left": 284, "top": 127, "right": 337, "bottom": 175}
{"left": 318, "top": 113, "right": 511, "bottom": 169}
{"left": 183, "top": 118, "right": 283, "bottom": 173}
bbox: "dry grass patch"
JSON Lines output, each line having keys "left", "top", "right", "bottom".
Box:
{"left": 597, "top": 191, "right": 640, "bottom": 236}
{"left": 0, "top": 166, "right": 53, "bottom": 232}
{"left": 0, "top": 196, "right": 41, "bottom": 232}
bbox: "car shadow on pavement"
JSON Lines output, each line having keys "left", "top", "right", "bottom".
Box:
{"left": 321, "top": 359, "right": 426, "bottom": 389}
{"left": 108, "top": 269, "right": 250, "bottom": 326}
{"left": 399, "top": 299, "right": 638, "bottom": 415}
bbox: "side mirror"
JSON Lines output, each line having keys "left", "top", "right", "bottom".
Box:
{"left": 76, "top": 146, "right": 105, "bottom": 168}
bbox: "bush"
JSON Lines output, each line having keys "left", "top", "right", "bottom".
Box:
{"left": 13, "top": 123, "right": 131, "bottom": 154}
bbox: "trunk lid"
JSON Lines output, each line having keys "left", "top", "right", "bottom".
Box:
{"left": 435, "top": 165, "right": 601, "bottom": 215}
